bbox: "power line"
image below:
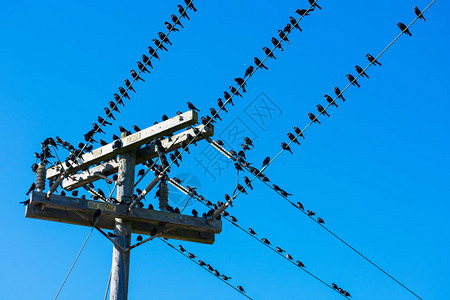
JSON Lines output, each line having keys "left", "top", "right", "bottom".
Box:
{"left": 159, "top": 238, "right": 253, "bottom": 299}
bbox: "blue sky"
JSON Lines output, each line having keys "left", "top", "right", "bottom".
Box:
{"left": 1, "top": 0, "right": 449, "bottom": 299}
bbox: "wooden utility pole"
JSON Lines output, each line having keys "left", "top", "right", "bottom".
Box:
{"left": 110, "top": 132, "right": 135, "bottom": 300}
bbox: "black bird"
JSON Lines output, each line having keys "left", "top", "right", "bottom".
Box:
{"left": 263, "top": 47, "right": 276, "bottom": 59}
{"left": 248, "top": 228, "right": 257, "bottom": 235}
{"left": 308, "top": 112, "right": 321, "bottom": 124}
{"left": 198, "top": 260, "right": 206, "bottom": 266}
{"left": 93, "top": 123, "right": 105, "bottom": 134}
{"left": 284, "top": 23, "right": 292, "bottom": 33}
{"left": 237, "top": 286, "right": 245, "bottom": 293}
{"left": 26, "top": 183, "right": 36, "bottom": 195}
{"left": 217, "top": 98, "right": 228, "bottom": 113}
{"left": 72, "top": 190, "right": 78, "bottom": 197}
{"left": 244, "top": 137, "right": 254, "bottom": 147}
{"left": 241, "top": 144, "right": 250, "bottom": 151}
{"left": 280, "top": 190, "right": 292, "bottom": 197}
{"left": 108, "top": 101, "right": 120, "bottom": 113}
{"left": 317, "top": 104, "right": 330, "bottom": 117}
{"left": 192, "top": 209, "right": 198, "bottom": 217}
{"left": 108, "top": 232, "right": 118, "bottom": 238}
{"left": 262, "top": 156, "right": 270, "bottom": 168}
{"left": 178, "top": 5, "right": 190, "bottom": 20}
{"left": 221, "top": 275, "right": 231, "bottom": 281}
{"left": 165, "top": 21, "right": 179, "bottom": 32}
{"left": 272, "top": 37, "right": 283, "bottom": 51}
{"left": 234, "top": 78, "right": 247, "bottom": 92}
{"left": 187, "top": 252, "right": 196, "bottom": 259}
{"left": 289, "top": 16, "right": 302, "bottom": 31}
{"left": 318, "top": 217, "right": 325, "bottom": 224}
{"left": 184, "top": 0, "right": 197, "bottom": 12}
{"left": 347, "top": 74, "right": 360, "bottom": 87}
{"left": 237, "top": 150, "right": 246, "bottom": 159}
{"left": 262, "top": 238, "right": 270, "bottom": 245}
{"left": 137, "top": 169, "right": 145, "bottom": 177}
{"left": 332, "top": 283, "right": 338, "bottom": 290}
{"left": 296, "top": 9, "right": 311, "bottom": 16}
{"left": 141, "top": 55, "right": 153, "bottom": 69}
{"left": 273, "top": 184, "right": 283, "bottom": 192}
{"left": 278, "top": 30, "right": 290, "bottom": 44}
{"left": 414, "top": 6, "right": 426, "bottom": 21}
{"left": 229, "top": 86, "right": 242, "bottom": 97}
{"left": 366, "top": 54, "right": 382, "bottom": 66}
{"left": 234, "top": 162, "right": 243, "bottom": 172}
{"left": 334, "top": 87, "right": 346, "bottom": 101}
{"left": 137, "top": 235, "right": 143, "bottom": 242}
{"left": 398, "top": 22, "right": 412, "bottom": 36}
{"left": 276, "top": 247, "right": 285, "bottom": 253}
{"left": 236, "top": 184, "right": 248, "bottom": 195}
{"left": 286, "top": 253, "right": 293, "bottom": 260}
{"left": 119, "top": 126, "right": 128, "bottom": 133}
{"left": 130, "top": 70, "right": 145, "bottom": 82}
{"left": 230, "top": 215, "right": 238, "bottom": 222}
{"left": 287, "top": 132, "right": 300, "bottom": 145}
{"left": 150, "top": 228, "right": 157, "bottom": 236}
{"left": 112, "top": 134, "right": 120, "bottom": 140}
{"left": 179, "top": 245, "right": 186, "bottom": 252}
{"left": 296, "top": 260, "right": 305, "bottom": 268}
{"left": 244, "top": 176, "right": 253, "bottom": 190}
{"left": 213, "top": 270, "right": 220, "bottom": 277}
{"left": 355, "top": 65, "right": 369, "bottom": 79}
{"left": 148, "top": 46, "right": 160, "bottom": 60}
{"left": 206, "top": 264, "right": 214, "bottom": 271}
{"left": 171, "top": 14, "right": 184, "bottom": 28}
{"left": 132, "top": 125, "right": 141, "bottom": 132}
{"left": 162, "top": 114, "right": 169, "bottom": 121}
{"left": 137, "top": 61, "right": 150, "bottom": 73}
{"left": 124, "top": 79, "right": 136, "bottom": 93}
{"left": 294, "top": 126, "right": 305, "bottom": 139}
{"left": 309, "top": 0, "right": 322, "bottom": 9}
{"left": 187, "top": 101, "right": 200, "bottom": 111}
{"left": 93, "top": 209, "right": 101, "bottom": 222}
{"left": 244, "top": 65, "right": 254, "bottom": 78}
{"left": 153, "top": 39, "right": 168, "bottom": 51}
{"left": 159, "top": 32, "right": 172, "bottom": 45}
{"left": 324, "top": 95, "right": 338, "bottom": 107}
{"left": 119, "top": 87, "right": 130, "bottom": 99}
{"left": 254, "top": 57, "right": 268, "bottom": 70}
{"left": 210, "top": 107, "right": 221, "bottom": 121}
{"left": 113, "top": 93, "right": 125, "bottom": 107}
{"left": 281, "top": 142, "right": 293, "bottom": 154}
{"left": 307, "top": 210, "right": 315, "bottom": 216}
{"left": 229, "top": 150, "right": 237, "bottom": 157}
{"left": 297, "top": 202, "right": 304, "bottom": 210}
{"left": 223, "top": 92, "right": 234, "bottom": 106}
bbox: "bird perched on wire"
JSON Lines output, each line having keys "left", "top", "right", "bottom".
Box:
{"left": 130, "top": 70, "right": 145, "bottom": 82}
{"left": 104, "top": 108, "right": 116, "bottom": 120}
{"left": 93, "top": 123, "right": 105, "bottom": 134}
{"left": 262, "top": 156, "right": 270, "bottom": 168}
{"left": 262, "top": 238, "right": 270, "bottom": 245}
{"left": 113, "top": 93, "right": 125, "bottom": 107}
{"left": 153, "top": 39, "right": 168, "bottom": 51}
{"left": 324, "top": 95, "right": 338, "bottom": 108}
{"left": 309, "top": 0, "right": 322, "bottom": 9}
{"left": 272, "top": 37, "right": 283, "bottom": 51}
{"left": 244, "top": 65, "right": 254, "bottom": 78}
{"left": 184, "top": 0, "right": 197, "bottom": 12}
{"left": 254, "top": 57, "right": 268, "bottom": 70}
{"left": 281, "top": 142, "right": 293, "bottom": 154}
{"left": 287, "top": 132, "right": 300, "bottom": 145}
{"left": 159, "top": 32, "right": 172, "bottom": 45}
{"left": 289, "top": 17, "right": 302, "bottom": 31}
{"left": 248, "top": 228, "right": 257, "bottom": 235}
{"left": 217, "top": 98, "right": 228, "bottom": 113}
{"left": 237, "top": 286, "right": 245, "bottom": 293}
{"left": 124, "top": 79, "right": 136, "bottom": 93}
{"left": 210, "top": 107, "right": 221, "bottom": 121}
{"left": 347, "top": 74, "right": 360, "bottom": 88}
{"left": 355, "top": 65, "right": 369, "bottom": 78}
{"left": 141, "top": 55, "right": 153, "bottom": 69}
{"left": 317, "top": 104, "right": 330, "bottom": 117}
{"left": 296, "top": 8, "right": 312, "bottom": 16}
{"left": 414, "top": 6, "right": 426, "bottom": 21}
{"left": 296, "top": 261, "right": 305, "bottom": 268}
{"left": 307, "top": 210, "right": 315, "bottom": 216}
{"left": 244, "top": 137, "right": 254, "bottom": 148}
{"left": 366, "top": 54, "right": 382, "bottom": 66}
{"left": 243, "top": 176, "right": 253, "bottom": 190}
{"left": 284, "top": 23, "right": 292, "bottom": 33}
{"left": 148, "top": 46, "right": 160, "bottom": 60}
{"left": 276, "top": 247, "right": 285, "bottom": 253}
{"left": 137, "top": 61, "right": 150, "bottom": 73}
{"left": 171, "top": 14, "right": 184, "bottom": 28}
{"left": 188, "top": 252, "right": 196, "bottom": 259}
{"left": 278, "top": 30, "right": 290, "bottom": 44}
{"left": 398, "top": 22, "right": 412, "bottom": 36}
{"left": 119, "top": 87, "right": 130, "bottom": 100}
{"left": 293, "top": 126, "right": 305, "bottom": 139}
{"left": 234, "top": 78, "right": 247, "bottom": 93}
{"left": 223, "top": 92, "right": 234, "bottom": 106}
{"left": 178, "top": 5, "right": 190, "bottom": 20}
{"left": 297, "top": 202, "right": 304, "bottom": 210}
{"left": 236, "top": 184, "right": 248, "bottom": 195}
{"left": 179, "top": 245, "right": 186, "bottom": 252}
{"left": 165, "top": 21, "right": 179, "bottom": 32}
{"left": 229, "top": 86, "right": 242, "bottom": 98}
{"left": 317, "top": 217, "right": 325, "bottom": 224}
{"left": 263, "top": 47, "right": 276, "bottom": 59}
{"left": 308, "top": 112, "right": 321, "bottom": 124}
{"left": 334, "top": 87, "right": 346, "bottom": 101}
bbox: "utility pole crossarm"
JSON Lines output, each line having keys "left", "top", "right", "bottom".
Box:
{"left": 59, "top": 124, "right": 214, "bottom": 191}
{"left": 46, "top": 110, "right": 199, "bottom": 180}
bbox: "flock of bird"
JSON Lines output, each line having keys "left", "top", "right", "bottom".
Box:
{"left": 23, "top": 2, "right": 431, "bottom": 299}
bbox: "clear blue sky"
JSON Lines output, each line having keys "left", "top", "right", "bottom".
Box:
{"left": 1, "top": 0, "right": 449, "bottom": 299}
